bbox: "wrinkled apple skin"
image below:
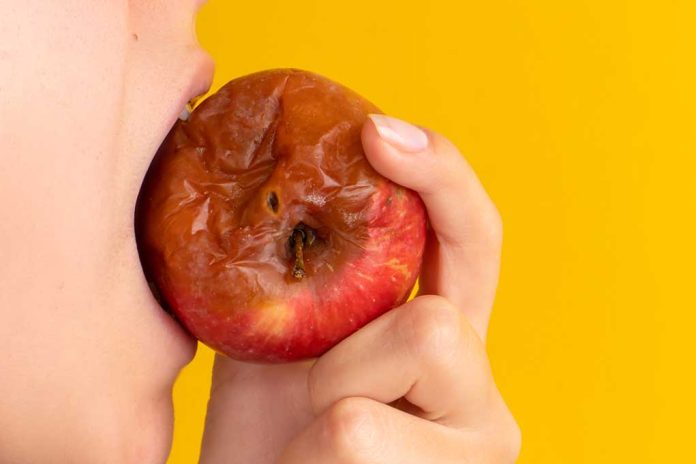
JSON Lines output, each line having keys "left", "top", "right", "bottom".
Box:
{"left": 136, "top": 69, "right": 427, "bottom": 362}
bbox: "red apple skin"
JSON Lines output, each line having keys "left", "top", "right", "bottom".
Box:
{"left": 136, "top": 69, "right": 427, "bottom": 362}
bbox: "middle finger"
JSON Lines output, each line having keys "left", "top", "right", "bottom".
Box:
{"left": 307, "top": 295, "right": 500, "bottom": 428}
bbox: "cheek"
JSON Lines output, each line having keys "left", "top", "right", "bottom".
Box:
{"left": 128, "top": 0, "right": 197, "bottom": 47}
{"left": 0, "top": 2, "right": 196, "bottom": 460}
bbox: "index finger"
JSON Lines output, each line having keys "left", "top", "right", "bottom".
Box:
{"left": 361, "top": 115, "right": 503, "bottom": 337}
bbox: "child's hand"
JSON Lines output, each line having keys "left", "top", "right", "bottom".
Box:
{"left": 200, "top": 115, "right": 520, "bottom": 463}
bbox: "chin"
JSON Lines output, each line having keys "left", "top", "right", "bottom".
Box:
{"left": 133, "top": 403, "right": 176, "bottom": 464}
{"left": 92, "top": 256, "right": 195, "bottom": 462}
{"left": 110, "top": 394, "right": 176, "bottom": 464}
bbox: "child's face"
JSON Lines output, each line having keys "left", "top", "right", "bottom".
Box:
{"left": 0, "top": 0, "right": 213, "bottom": 461}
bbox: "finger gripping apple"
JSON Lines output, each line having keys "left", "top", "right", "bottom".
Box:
{"left": 136, "top": 69, "right": 427, "bottom": 362}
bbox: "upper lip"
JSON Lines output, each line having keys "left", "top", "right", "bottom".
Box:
{"left": 183, "top": 1, "right": 215, "bottom": 114}
{"left": 187, "top": 49, "right": 215, "bottom": 107}
{"left": 170, "top": 49, "right": 214, "bottom": 128}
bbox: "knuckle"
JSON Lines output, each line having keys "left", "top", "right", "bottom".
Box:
{"left": 429, "top": 131, "right": 504, "bottom": 252}
{"left": 483, "top": 202, "right": 504, "bottom": 249}
{"left": 486, "top": 409, "right": 522, "bottom": 463}
{"left": 323, "top": 397, "right": 380, "bottom": 463}
{"left": 501, "top": 412, "right": 523, "bottom": 462}
{"left": 429, "top": 130, "right": 460, "bottom": 160}
{"left": 399, "top": 296, "right": 467, "bottom": 365}
{"left": 420, "top": 131, "right": 463, "bottom": 190}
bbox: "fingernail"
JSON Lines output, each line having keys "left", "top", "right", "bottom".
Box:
{"left": 368, "top": 114, "right": 429, "bottom": 152}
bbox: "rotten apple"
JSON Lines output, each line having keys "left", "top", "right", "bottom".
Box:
{"left": 135, "top": 69, "right": 427, "bottom": 362}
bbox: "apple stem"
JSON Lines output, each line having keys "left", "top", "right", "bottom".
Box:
{"left": 292, "top": 229, "right": 306, "bottom": 280}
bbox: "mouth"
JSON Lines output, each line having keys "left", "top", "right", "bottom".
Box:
{"left": 138, "top": 50, "right": 215, "bottom": 363}
{"left": 172, "top": 50, "right": 215, "bottom": 127}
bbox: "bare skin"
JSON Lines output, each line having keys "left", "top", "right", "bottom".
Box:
{"left": 0, "top": 1, "right": 519, "bottom": 462}
{"left": 199, "top": 116, "right": 521, "bottom": 463}
{"left": 0, "top": 1, "right": 212, "bottom": 462}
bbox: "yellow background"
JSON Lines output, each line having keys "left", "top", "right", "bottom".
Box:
{"left": 169, "top": 0, "right": 696, "bottom": 462}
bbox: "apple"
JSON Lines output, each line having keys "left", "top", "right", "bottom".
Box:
{"left": 135, "top": 69, "right": 427, "bottom": 362}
